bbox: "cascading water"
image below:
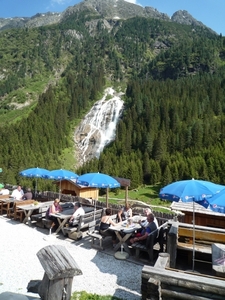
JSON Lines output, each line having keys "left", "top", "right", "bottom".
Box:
{"left": 74, "top": 87, "right": 124, "bottom": 165}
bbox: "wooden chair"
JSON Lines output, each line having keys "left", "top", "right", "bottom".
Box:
{"left": 87, "top": 220, "right": 104, "bottom": 250}
{"left": 132, "top": 223, "right": 168, "bottom": 264}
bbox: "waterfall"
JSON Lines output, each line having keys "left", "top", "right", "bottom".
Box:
{"left": 74, "top": 87, "right": 124, "bottom": 165}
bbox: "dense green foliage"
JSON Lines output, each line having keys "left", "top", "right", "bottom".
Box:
{"left": 0, "top": 11, "right": 225, "bottom": 190}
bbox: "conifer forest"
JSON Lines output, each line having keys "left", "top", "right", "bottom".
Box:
{"left": 0, "top": 9, "right": 225, "bottom": 190}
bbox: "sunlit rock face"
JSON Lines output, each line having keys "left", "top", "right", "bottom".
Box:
{"left": 74, "top": 87, "right": 124, "bottom": 166}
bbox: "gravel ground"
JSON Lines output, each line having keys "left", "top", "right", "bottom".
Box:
{"left": 0, "top": 216, "right": 142, "bottom": 299}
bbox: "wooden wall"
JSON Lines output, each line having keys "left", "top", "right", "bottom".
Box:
{"left": 184, "top": 212, "right": 225, "bottom": 229}
{"left": 59, "top": 180, "right": 99, "bottom": 200}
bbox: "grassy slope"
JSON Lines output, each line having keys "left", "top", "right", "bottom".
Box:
{"left": 100, "top": 184, "right": 172, "bottom": 213}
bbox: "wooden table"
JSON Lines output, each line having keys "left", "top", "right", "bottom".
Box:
{"left": 51, "top": 206, "right": 94, "bottom": 235}
{"left": 109, "top": 218, "right": 141, "bottom": 255}
{"left": 0, "top": 197, "right": 16, "bottom": 215}
{"left": 17, "top": 201, "right": 53, "bottom": 226}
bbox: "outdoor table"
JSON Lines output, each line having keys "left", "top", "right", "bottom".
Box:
{"left": 17, "top": 201, "right": 53, "bottom": 226}
{"left": 109, "top": 217, "right": 142, "bottom": 255}
{"left": 0, "top": 197, "right": 16, "bottom": 215}
{"left": 51, "top": 205, "right": 94, "bottom": 235}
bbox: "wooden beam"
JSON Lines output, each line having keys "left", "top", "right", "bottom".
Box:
{"left": 179, "top": 227, "right": 225, "bottom": 243}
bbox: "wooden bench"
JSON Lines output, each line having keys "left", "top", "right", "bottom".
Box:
{"left": 63, "top": 208, "right": 103, "bottom": 240}
{"left": 167, "top": 221, "right": 225, "bottom": 267}
{"left": 8, "top": 199, "right": 35, "bottom": 222}
{"left": 132, "top": 222, "right": 168, "bottom": 264}
{"left": 177, "top": 224, "right": 225, "bottom": 255}
{"left": 87, "top": 213, "right": 118, "bottom": 250}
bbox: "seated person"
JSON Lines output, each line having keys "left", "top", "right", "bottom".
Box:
{"left": 130, "top": 213, "right": 157, "bottom": 245}
{"left": 143, "top": 207, "right": 159, "bottom": 228}
{"left": 0, "top": 187, "right": 10, "bottom": 195}
{"left": 123, "top": 203, "right": 132, "bottom": 219}
{"left": 11, "top": 185, "right": 23, "bottom": 200}
{"left": 22, "top": 188, "right": 33, "bottom": 200}
{"left": 117, "top": 207, "right": 126, "bottom": 222}
{"left": 99, "top": 208, "right": 117, "bottom": 246}
{"left": 117, "top": 203, "right": 132, "bottom": 222}
{"left": 69, "top": 202, "right": 85, "bottom": 226}
{"left": 46, "top": 198, "right": 63, "bottom": 231}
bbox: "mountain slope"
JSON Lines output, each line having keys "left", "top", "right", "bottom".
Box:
{"left": 0, "top": 0, "right": 215, "bottom": 34}
{"left": 0, "top": 1, "right": 225, "bottom": 189}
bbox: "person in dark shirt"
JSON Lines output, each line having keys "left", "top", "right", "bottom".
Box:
{"left": 130, "top": 213, "right": 157, "bottom": 245}
{"left": 99, "top": 208, "right": 117, "bottom": 246}
{"left": 22, "top": 188, "right": 33, "bottom": 200}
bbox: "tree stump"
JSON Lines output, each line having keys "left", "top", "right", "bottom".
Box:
{"left": 36, "top": 245, "right": 82, "bottom": 300}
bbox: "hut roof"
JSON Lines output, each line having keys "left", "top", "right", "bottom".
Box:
{"left": 170, "top": 201, "right": 225, "bottom": 217}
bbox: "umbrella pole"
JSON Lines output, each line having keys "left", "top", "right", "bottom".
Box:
{"left": 94, "top": 199, "right": 96, "bottom": 221}
{"left": 59, "top": 180, "right": 61, "bottom": 200}
{"left": 192, "top": 200, "right": 196, "bottom": 272}
{"left": 35, "top": 178, "right": 37, "bottom": 199}
{"left": 125, "top": 186, "right": 128, "bottom": 207}
{"left": 106, "top": 188, "right": 109, "bottom": 207}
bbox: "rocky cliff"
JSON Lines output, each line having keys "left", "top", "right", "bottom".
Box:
{"left": 0, "top": 0, "right": 216, "bottom": 34}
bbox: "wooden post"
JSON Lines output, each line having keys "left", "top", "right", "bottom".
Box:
{"left": 37, "top": 245, "right": 82, "bottom": 300}
{"left": 125, "top": 186, "right": 128, "bottom": 206}
{"left": 106, "top": 187, "right": 109, "bottom": 207}
{"left": 167, "top": 222, "right": 178, "bottom": 268}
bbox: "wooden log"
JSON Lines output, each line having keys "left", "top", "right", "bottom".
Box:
{"left": 37, "top": 245, "right": 82, "bottom": 300}
{"left": 38, "top": 273, "right": 74, "bottom": 300}
{"left": 161, "top": 289, "right": 216, "bottom": 300}
{"left": 37, "top": 245, "right": 82, "bottom": 280}
{"left": 154, "top": 252, "right": 170, "bottom": 269}
{"left": 167, "top": 223, "right": 178, "bottom": 268}
{"left": 146, "top": 267, "right": 225, "bottom": 296}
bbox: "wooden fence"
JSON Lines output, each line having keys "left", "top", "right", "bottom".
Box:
{"left": 37, "top": 191, "right": 182, "bottom": 224}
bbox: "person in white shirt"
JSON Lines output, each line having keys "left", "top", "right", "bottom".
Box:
{"left": 11, "top": 185, "right": 23, "bottom": 200}
{"left": 69, "top": 202, "right": 85, "bottom": 226}
{"left": 0, "top": 188, "right": 10, "bottom": 195}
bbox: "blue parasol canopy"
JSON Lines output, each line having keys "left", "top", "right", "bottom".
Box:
{"left": 44, "top": 169, "right": 79, "bottom": 180}
{"left": 77, "top": 172, "right": 120, "bottom": 188}
{"left": 43, "top": 169, "right": 79, "bottom": 199}
{"left": 19, "top": 167, "right": 50, "bottom": 178}
{"left": 207, "top": 188, "right": 225, "bottom": 213}
{"left": 159, "top": 178, "right": 225, "bottom": 271}
{"left": 19, "top": 167, "right": 50, "bottom": 195}
{"left": 159, "top": 179, "right": 224, "bottom": 202}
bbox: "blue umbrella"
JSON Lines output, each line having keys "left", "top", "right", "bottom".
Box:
{"left": 159, "top": 178, "right": 225, "bottom": 271}
{"left": 77, "top": 172, "right": 120, "bottom": 188}
{"left": 77, "top": 172, "right": 120, "bottom": 207}
{"left": 159, "top": 179, "right": 224, "bottom": 202}
{"left": 19, "top": 167, "right": 50, "bottom": 178}
{"left": 45, "top": 169, "right": 78, "bottom": 180}
{"left": 207, "top": 188, "right": 225, "bottom": 213}
{"left": 19, "top": 167, "right": 50, "bottom": 195}
{"left": 43, "top": 169, "right": 79, "bottom": 199}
